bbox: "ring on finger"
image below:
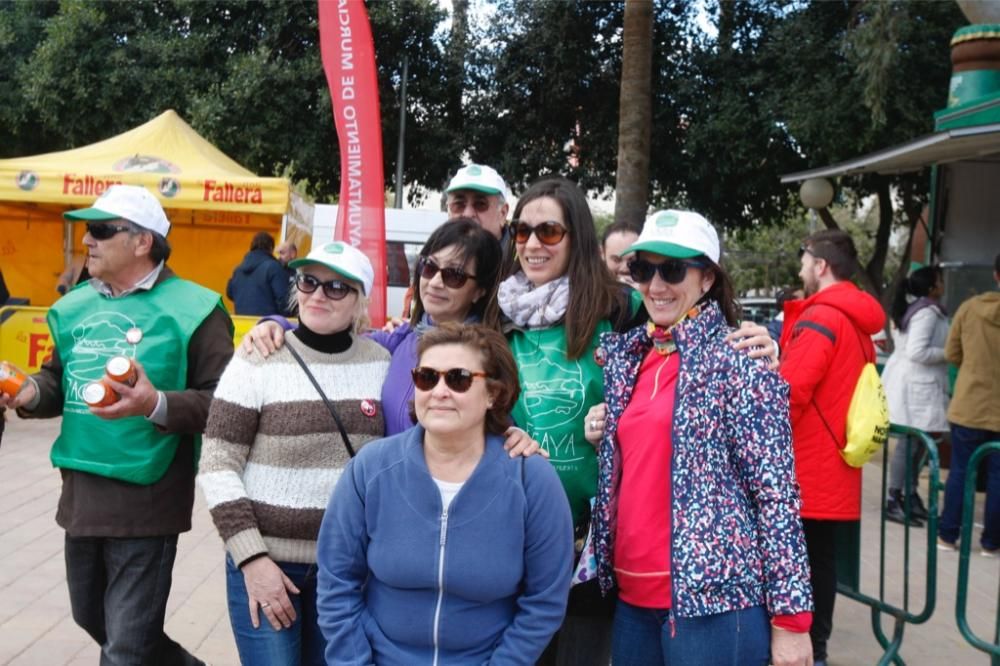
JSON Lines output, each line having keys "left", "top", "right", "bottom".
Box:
{"left": 260, "top": 602, "right": 270, "bottom": 608}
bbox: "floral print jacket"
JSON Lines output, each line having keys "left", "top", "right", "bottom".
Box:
{"left": 593, "top": 301, "right": 813, "bottom": 618}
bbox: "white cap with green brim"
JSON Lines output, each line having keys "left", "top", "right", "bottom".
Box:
{"left": 446, "top": 164, "right": 508, "bottom": 199}
{"left": 624, "top": 209, "right": 720, "bottom": 263}
{"left": 289, "top": 241, "right": 374, "bottom": 295}
{"left": 64, "top": 184, "right": 171, "bottom": 237}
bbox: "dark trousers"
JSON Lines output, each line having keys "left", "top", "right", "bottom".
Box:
{"left": 65, "top": 534, "right": 204, "bottom": 666}
{"left": 939, "top": 423, "right": 1000, "bottom": 549}
{"left": 802, "top": 519, "right": 840, "bottom": 662}
{"left": 537, "top": 578, "right": 616, "bottom": 666}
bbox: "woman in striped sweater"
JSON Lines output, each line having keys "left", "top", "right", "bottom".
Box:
{"left": 197, "top": 241, "right": 390, "bottom": 666}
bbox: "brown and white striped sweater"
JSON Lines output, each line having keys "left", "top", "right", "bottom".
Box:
{"left": 198, "top": 334, "right": 389, "bottom": 566}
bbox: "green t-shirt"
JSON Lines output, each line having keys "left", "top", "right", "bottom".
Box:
{"left": 509, "top": 321, "right": 611, "bottom": 527}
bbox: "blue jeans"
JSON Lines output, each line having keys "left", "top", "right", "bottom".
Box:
{"left": 225, "top": 556, "right": 325, "bottom": 666}
{"left": 939, "top": 423, "right": 1000, "bottom": 549}
{"left": 611, "top": 600, "right": 770, "bottom": 665}
{"left": 64, "top": 534, "right": 204, "bottom": 666}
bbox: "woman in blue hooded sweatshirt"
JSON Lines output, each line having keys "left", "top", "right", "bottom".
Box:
{"left": 316, "top": 323, "right": 573, "bottom": 665}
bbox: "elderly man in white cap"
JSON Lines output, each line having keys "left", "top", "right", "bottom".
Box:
{"left": 0, "top": 184, "right": 233, "bottom": 665}
{"left": 445, "top": 163, "right": 510, "bottom": 240}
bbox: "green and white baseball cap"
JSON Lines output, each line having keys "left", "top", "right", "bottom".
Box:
{"left": 446, "top": 164, "right": 508, "bottom": 199}
{"left": 624, "top": 209, "right": 720, "bottom": 263}
{"left": 64, "top": 184, "right": 171, "bottom": 237}
{"left": 289, "top": 241, "right": 374, "bottom": 295}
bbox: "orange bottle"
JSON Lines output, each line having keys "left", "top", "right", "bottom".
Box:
{"left": 0, "top": 361, "right": 27, "bottom": 397}
{"left": 82, "top": 380, "right": 118, "bottom": 407}
{"left": 105, "top": 356, "right": 137, "bottom": 387}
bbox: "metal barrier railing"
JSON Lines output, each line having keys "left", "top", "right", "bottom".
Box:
{"left": 955, "top": 440, "right": 1000, "bottom": 664}
{"left": 835, "top": 425, "right": 940, "bottom": 666}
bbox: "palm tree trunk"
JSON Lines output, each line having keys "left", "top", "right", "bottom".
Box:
{"left": 614, "top": 0, "right": 653, "bottom": 227}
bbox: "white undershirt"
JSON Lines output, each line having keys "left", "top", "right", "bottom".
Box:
{"left": 433, "top": 477, "right": 465, "bottom": 511}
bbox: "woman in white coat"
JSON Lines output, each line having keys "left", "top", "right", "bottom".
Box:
{"left": 881, "top": 266, "right": 949, "bottom": 526}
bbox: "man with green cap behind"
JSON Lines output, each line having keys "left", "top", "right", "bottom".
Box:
{"left": 0, "top": 184, "right": 233, "bottom": 665}
{"left": 445, "top": 163, "right": 511, "bottom": 241}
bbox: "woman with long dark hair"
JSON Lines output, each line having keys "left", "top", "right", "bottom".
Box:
{"left": 881, "top": 265, "right": 949, "bottom": 525}
{"left": 484, "top": 177, "right": 640, "bottom": 665}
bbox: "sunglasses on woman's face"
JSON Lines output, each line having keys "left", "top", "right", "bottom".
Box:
{"left": 512, "top": 220, "right": 569, "bottom": 246}
{"left": 411, "top": 366, "right": 488, "bottom": 393}
{"left": 627, "top": 257, "right": 707, "bottom": 285}
{"left": 295, "top": 273, "right": 358, "bottom": 300}
{"left": 86, "top": 222, "right": 132, "bottom": 240}
{"left": 417, "top": 257, "right": 475, "bottom": 289}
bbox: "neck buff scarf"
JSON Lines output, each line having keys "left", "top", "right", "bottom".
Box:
{"left": 645, "top": 303, "right": 703, "bottom": 355}
{"left": 497, "top": 273, "right": 571, "bottom": 329}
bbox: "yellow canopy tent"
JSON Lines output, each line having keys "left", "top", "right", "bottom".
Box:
{"left": 0, "top": 109, "right": 306, "bottom": 309}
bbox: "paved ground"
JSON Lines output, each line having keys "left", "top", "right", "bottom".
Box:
{"left": 0, "top": 413, "right": 996, "bottom": 665}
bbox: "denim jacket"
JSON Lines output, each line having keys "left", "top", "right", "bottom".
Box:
{"left": 593, "top": 301, "right": 812, "bottom": 618}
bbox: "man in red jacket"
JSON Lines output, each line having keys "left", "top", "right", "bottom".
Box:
{"left": 779, "top": 229, "right": 886, "bottom": 666}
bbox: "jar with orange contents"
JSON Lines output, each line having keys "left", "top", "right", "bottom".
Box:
{"left": 0, "top": 361, "right": 27, "bottom": 397}
{"left": 82, "top": 380, "right": 119, "bottom": 407}
{"left": 105, "top": 356, "right": 137, "bottom": 387}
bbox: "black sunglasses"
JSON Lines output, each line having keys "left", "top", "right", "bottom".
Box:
{"left": 512, "top": 220, "right": 569, "bottom": 246}
{"left": 86, "top": 222, "right": 132, "bottom": 240}
{"left": 411, "top": 366, "right": 489, "bottom": 393}
{"left": 417, "top": 256, "right": 475, "bottom": 289}
{"left": 295, "top": 273, "right": 358, "bottom": 300}
{"left": 797, "top": 245, "right": 813, "bottom": 259}
{"left": 628, "top": 257, "right": 707, "bottom": 285}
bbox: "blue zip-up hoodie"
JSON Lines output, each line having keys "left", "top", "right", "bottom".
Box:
{"left": 317, "top": 426, "right": 573, "bottom": 665}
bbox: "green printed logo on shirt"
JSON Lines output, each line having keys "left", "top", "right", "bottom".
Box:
{"left": 509, "top": 322, "right": 610, "bottom": 526}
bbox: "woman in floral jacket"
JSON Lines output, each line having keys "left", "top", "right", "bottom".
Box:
{"left": 584, "top": 210, "right": 813, "bottom": 666}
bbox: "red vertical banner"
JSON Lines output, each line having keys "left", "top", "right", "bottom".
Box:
{"left": 318, "top": 0, "right": 387, "bottom": 327}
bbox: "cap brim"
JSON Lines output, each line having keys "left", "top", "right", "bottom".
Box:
{"left": 289, "top": 259, "right": 366, "bottom": 294}
{"left": 445, "top": 183, "right": 503, "bottom": 195}
{"left": 64, "top": 207, "right": 121, "bottom": 222}
{"left": 623, "top": 240, "right": 704, "bottom": 259}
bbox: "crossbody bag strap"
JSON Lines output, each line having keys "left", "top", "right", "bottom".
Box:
{"left": 284, "top": 342, "right": 356, "bottom": 458}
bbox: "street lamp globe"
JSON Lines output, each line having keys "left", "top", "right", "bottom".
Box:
{"left": 799, "top": 178, "right": 834, "bottom": 209}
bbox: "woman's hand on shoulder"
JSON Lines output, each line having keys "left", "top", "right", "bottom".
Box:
{"left": 382, "top": 316, "right": 408, "bottom": 333}
{"left": 726, "top": 321, "right": 779, "bottom": 370}
{"left": 240, "top": 555, "right": 301, "bottom": 631}
{"left": 503, "top": 426, "right": 549, "bottom": 459}
{"left": 770, "top": 625, "right": 813, "bottom": 666}
{"left": 583, "top": 403, "right": 607, "bottom": 448}
{"left": 240, "top": 320, "right": 286, "bottom": 357}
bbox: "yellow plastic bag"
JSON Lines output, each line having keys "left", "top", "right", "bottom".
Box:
{"left": 842, "top": 362, "right": 890, "bottom": 467}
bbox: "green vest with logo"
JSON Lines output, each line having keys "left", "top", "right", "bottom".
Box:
{"left": 48, "top": 277, "right": 225, "bottom": 485}
{"left": 509, "top": 321, "right": 612, "bottom": 527}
